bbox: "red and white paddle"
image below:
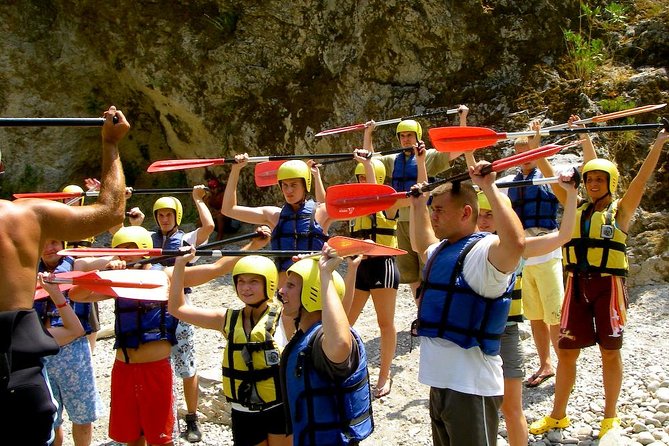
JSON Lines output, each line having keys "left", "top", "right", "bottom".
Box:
{"left": 315, "top": 107, "right": 459, "bottom": 137}
{"left": 429, "top": 119, "right": 669, "bottom": 152}
{"left": 35, "top": 270, "right": 168, "bottom": 301}
{"left": 544, "top": 103, "right": 666, "bottom": 130}
{"left": 58, "top": 236, "right": 405, "bottom": 259}
{"left": 326, "top": 141, "right": 579, "bottom": 218}
{"left": 13, "top": 187, "right": 203, "bottom": 200}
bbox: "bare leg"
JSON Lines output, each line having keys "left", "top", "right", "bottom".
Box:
{"left": 409, "top": 281, "right": 420, "bottom": 307}
{"left": 370, "top": 288, "right": 397, "bottom": 396}
{"left": 501, "top": 378, "right": 527, "bottom": 446}
{"left": 600, "top": 347, "right": 622, "bottom": 418}
{"left": 87, "top": 332, "right": 97, "bottom": 353}
{"left": 268, "top": 432, "right": 293, "bottom": 445}
{"left": 183, "top": 375, "right": 199, "bottom": 414}
{"left": 53, "top": 426, "right": 64, "bottom": 446}
{"left": 72, "top": 423, "right": 93, "bottom": 446}
{"left": 529, "top": 319, "right": 555, "bottom": 380}
{"left": 550, "top": 348, "right": 580, "bottom": 419}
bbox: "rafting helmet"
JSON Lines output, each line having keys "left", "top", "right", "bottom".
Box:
{"left": 62, "top": 184, "right": 85, "bottom": 205}
{"left": 112, "top": 226, "right": 153, "bottom": 250}
{"left": 582, "top": 158, "right": 619, "bottom": 195}
{"left": 232, "top": 255, "right": 278, "bottom": 302}
{"left": 277, "top": 160, "right": 311, "bottom": 192}
{"left": 153, "top": 196, "right": 183, "bottom": 227}
{"left": 396, "top": 119, "right": 423, "bottom": 142}
{"left": 287, "top": 258, "right": 345, "bottom": 313}
{"left": 355, "top": 159, "right": 386, "bottom": 185}
{"left": 477, "top": 191, "right": 512, "bottom": 211}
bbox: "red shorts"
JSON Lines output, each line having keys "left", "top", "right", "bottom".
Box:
{"left": 558, "top": 273, "right": 628, "bottom": 350}
{"left": 109, "top": 358, "right": 174, "bottom": 444}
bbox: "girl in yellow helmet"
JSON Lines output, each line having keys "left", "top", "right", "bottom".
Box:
{"left": 530, "top": 120, "right": 669, "bottom": 439}
{"left": 168, "top": 228, "right": 292, "bottom": 446}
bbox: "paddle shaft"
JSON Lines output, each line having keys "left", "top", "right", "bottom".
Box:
{"left": 127, "top": 232, "right": 263, "bottom": 266}
{"left": 543, "top": 104, "right": 666, "bottom": 130}
{"left": 504, "top": 120, "right": 668, "bottom": 139}
{"left": 0, "top": 117, "right": 118, "bottom": 127}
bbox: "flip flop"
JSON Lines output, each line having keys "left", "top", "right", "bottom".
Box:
{"left": 525, "top": 372, "right": 555, "bottom": 388}
{"left": 373, "top": 378, "right": 393, "bottom": 399}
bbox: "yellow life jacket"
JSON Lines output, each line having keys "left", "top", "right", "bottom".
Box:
{"left": 508, "top": 273, "right": 523, "bottom": 322}
{"left": 350, "top": 211, "right": 398, "bottom": 248}
{"left": 563, "top": 200, "right": 628, "bottom": 276}
{"left": 221, "top": 304, "right": 282, "bottom": 409}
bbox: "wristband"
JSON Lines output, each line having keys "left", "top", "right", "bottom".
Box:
{"left": 56, "top": 302, "right": 68, "bottom": 309}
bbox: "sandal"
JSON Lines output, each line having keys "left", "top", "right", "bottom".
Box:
{"left": 529, "top": 415, "right": 570, "bottom": 435}
{"left": 599, "top": 417, "right": 621, "bottom": 438}
{"left": 373, "top": 378, "right": 393, "bottom": 399}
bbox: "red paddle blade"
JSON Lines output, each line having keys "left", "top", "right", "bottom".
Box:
{"left": 315, "top": 123, "right": 366, "bottom": 137}
{"left": 326, "top": 184, "right": 404, "bottom": 218}
{"left": 72, "top": 270, "right": 167, "bottom": 289}
{"left": 328, "top": 236, "right": 406, "bottom": 257}
{"left": 147, "top": 158, "right": 228, "bottom": 173}
{"left": 429, "top": 127, "right": 507, "bottom": 152}
{"left": 14, "top": 191, "right": 82, "bottom": 200}
{"left": 57, "top": 248, "right": 162, "bottom": 257}
{"left": 255, "top": 161, "right": 283, "bottom": 187}
{"left": 82, "top": 283, "right": 168, "bottom": 301}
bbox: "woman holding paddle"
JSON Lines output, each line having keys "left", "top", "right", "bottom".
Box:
{"left": 530, "top": 124, "right": 669, "bottom": 438}
{"left": 363, "top": 106, "right": 468, "bottom": 304}
{"left": 222, "top": 155, "right": 332, "bottom": 287}
{"left": 345, "top": 154, "right": 408, "bottom": 399}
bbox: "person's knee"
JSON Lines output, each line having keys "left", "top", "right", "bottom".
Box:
{"left": 557, "top": 347, "right": 580, "bottom": 363}
{"left": 600, "top": 348, "right": 622, "bottom": 364}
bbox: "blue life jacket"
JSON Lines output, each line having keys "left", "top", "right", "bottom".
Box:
{"left": 507, "top": 168, "right": 559, "bottom": 230}
{"left": 271, "top": 200, "right": 328, "bottom": 272}
{"left": 113, "top": 265, "right": 178, "bottom": 362}
{"left": 151, "top": 229, "right": 192, "bottom": 293}
{"left": 35, "top": 256, "right": 93, "bottom": 334}
{"left": 417, "top": 233, "right": 513, "bottom": 356}
{"left": 391, "top": 153, "right": 418, "bottom": 192}
{"left": 281, "top": 322, "right": 374, "bottom": 446}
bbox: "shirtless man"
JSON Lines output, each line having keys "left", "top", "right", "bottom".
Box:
{"left": 0, "top": 106, "right": 128, "bottom": 446}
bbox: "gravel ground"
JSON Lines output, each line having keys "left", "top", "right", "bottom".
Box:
{"left": 61, "top": 274, "right": 669, "bottom": 446}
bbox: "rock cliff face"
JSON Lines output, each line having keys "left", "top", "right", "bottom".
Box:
{"left": 1, "top": 1, "right": 667, "bottom": 280}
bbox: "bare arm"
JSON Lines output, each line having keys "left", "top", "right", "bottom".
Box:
{"left": 523, "top": 172, "right": 579, "bottom": 257}
{"left": 180, "top": 226, "right": 272, "bottom": 288}
{"left": 168, "top": 249, "right": 227, "bottom": 331}
{"left": 318, "top": 246, "right": 353, "bottom": 364}
{"left": 471, "top": 162, "right": 525, "bottom": 273}
{"left": 192, "top": 185, "right": 215, "bottom": 245}
{"left": 30, "top": 106, "right": 128, "bottom": 242}
{"left": 308, "top": 160, "right": 327, "bottom": 204}
{"left": 221, "top": 154, "right": 280, "bottom": 226}
{"left": 616, "top": 130, "right": 669, "bottom": 231}
{"left": 39, "top": 273, "right": 85, "bottom": 346}
{"left": 409, "top": 184, "right": 439, "bottom": 263}
{"left": 445, "top": 104, "right": 469, "bottom": 161}
{"left": 567, "top": 115, "right": 597, "bottom": 165}
{"left": 363, "top": 121, "right": 376, "bottom": 151}
{"left": 342, "top": 255, "right": 362, "bottom": 315}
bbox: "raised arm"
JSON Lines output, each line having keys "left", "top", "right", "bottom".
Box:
{"left": 168, "top": 248, "right": 227, "bottom": 331}
{"left": 29, "top": 106, "right": 128, "bottom": 241}
{"left": 318, "top": 246, "right": 353, "bottom": 364}
{"left": 409, "top": 183, "right": 439, "bottom": 263}
{"left": 179, "top": 225, "right": 272, "bottom": 288}
{"left": 523, "top": 170, "right": 579, "bottom": 258}
{"left": 221, "top": 153, "right": 279, "bottom": 226}
{"left": 363, "top": 121, "right": 376, "bottom": 152}
{"left": 471, "top": 162, "right": 525, "bottom": 273}
{"left": 39, "top": 273, "right": 85, "bottom": 346}
{"left": 617, "top": 130, "right": 669, "bottom": 231}
{"left": 342, "top": 255, "right": 362, "bottom": 315}
{"left": 192, "top": 185, "right": 215, "bottom": 245}
{"left": 308, "top": 160, "right": 326, "bottom": 203}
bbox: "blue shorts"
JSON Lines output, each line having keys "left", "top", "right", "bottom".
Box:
{"left": 171, "top": 320, "right": 197, "bottom": 378}
{"left": 45, "top": 337, "right": 102, "bottom": 426}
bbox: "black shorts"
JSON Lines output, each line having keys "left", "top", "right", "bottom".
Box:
{"left": 231, "top": 404, "right": 288, "bottom": 446}
{"left": 355, "top": 256, "right": 400, "bottom": 291}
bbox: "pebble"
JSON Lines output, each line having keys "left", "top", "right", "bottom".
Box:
{"left": 634, "top": 422, "right": 649, "bottom": 433}
{"left": 657, "top": 403, "right": 669, "bottom": 413}
{"left": 637, "top": 431, "right": 656, "bottom": 444}
{"left": 656, "top": 388, "right": 669, "bottom": 403}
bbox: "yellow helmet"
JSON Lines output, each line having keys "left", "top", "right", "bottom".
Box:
{"left": 396, "top": 119, "right": 423, "bottom": 142}
{"left": 582, "top": 158, "right": 619, "bottom": 194}
{"left": 62, "top": 184, "right": 84, "bottom": 205}
{"left": 477, "top": 191, "right": 512, "bottom": 211}
{"left": 153, "top": 196, "right": 183, "bottom": 226}
{"left": 287, "top": 258, "right": 345, "bottom": 313}
{"left": 277, "top": 160, "right": 311, "bottom": 192}
{"left": 232, "top": 255, "right": 278, "bottom": 301}
{"left": 112, "top": 226, "right": 153, "bottom": 250}
{"left": 355, "top": 159, "right": 386, "bottom": 185}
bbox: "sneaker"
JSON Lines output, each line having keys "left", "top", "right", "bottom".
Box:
{"left": 529, "top": 415, "right": 571, "bottom": 435}
{"left": 184, "top": 413, "right": 202, "bottom": 443}
{"left": 599, "top": 417, "right": 621, "bottom": 438}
